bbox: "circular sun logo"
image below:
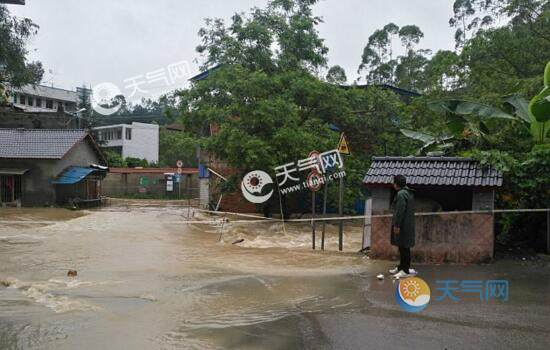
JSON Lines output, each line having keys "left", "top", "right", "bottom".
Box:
{"left": 395, "top": 277, "right": 430, "bottom": 313}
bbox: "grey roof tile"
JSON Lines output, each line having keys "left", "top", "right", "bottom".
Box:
{"left": 363, "top": 156, "right": 503, "bottom": 188}
{"left": 0, "top": 129, "right": 89, "bottom": 159}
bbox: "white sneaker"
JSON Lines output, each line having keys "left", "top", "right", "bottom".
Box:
{"left": 389, "top": 267, "right": 399, "bottom": 274}
{"left": 393, "top": 270, "right": 410, "bottom": 279}
{"left": 409, "top": 268, "right": 417, "bottom": 275}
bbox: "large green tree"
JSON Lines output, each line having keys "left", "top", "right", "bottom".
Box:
{"left": 177, "top": 0, "right": 406, "bottom": 213}
{"left": 0, "top": 4, "right": 43, "bottom": 101}
{"left": 358, "top": 23, "right": 431, "bottom": 90}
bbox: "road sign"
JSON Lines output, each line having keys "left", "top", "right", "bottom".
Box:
{"left": 338, "top": 133, "right": 351, "bottom": 155}
{"left": 177, "top": 167, "right": 183, "bottom": 175}
{"left": 174, "top": 174, "right": 182, "bottom": 183}
{"left": 309, "top": 150, "right": 320, "bottom": 159}
{"left": 176, "top": 160, "right": 183, "bottom": 168}
{"left": 307, "top": 171, "right": 323, "bottom": 192}
{"left": 309, "top": 150, "right": 321, "bottom": 173}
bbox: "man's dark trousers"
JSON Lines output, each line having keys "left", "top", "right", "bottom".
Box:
{"left": 398, "top": 246, "right": 411, "bottom": 274}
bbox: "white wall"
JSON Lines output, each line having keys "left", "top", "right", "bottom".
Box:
{"left": 122, "top": 122, "right": 159, "bottom": 164}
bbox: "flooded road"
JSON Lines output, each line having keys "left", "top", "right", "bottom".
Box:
{"left": 1, "top": 204, "right": 549, "bottom": 349}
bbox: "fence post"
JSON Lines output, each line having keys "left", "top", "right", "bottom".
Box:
{"left": 338, "top": 174, "right": 344, "bottom": 251}
{"left": 312, "top": 191, "right": 316, "bottom": 250}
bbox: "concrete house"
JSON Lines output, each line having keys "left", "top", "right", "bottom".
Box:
{"left": 9, "top": 84, "right": 82, "bottom": 113}
{"left": 0, "top": 129, "right": 107, "bottom": 207}
{"left": 92, "top": 122, "right": 159, "bottom": 164}
{"left": 363, "top": 156, "right": 503, "bottom": 263}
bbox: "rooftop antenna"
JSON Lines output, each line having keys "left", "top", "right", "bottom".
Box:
{"left": 42, "top": 69, "right": 57, "bottom": 87}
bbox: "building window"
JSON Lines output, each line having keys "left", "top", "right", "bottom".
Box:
{"left": 12, "top": 93, "right": 17, "bottom": 104}
{"left": 116, "top": 128, "right": 122, "bottom": 140}
{"left": 125, "top": 128, "right": 132, "bottom": 140}
{"left": 19, "top": 95, "right": 26, "bottom": 105}
{"left": 46, "top": 99, "right": 54, "bottom": 109}
{"left": 28, "top": 96, "right": 34, "bottom": 106}
{"left": 36, "top": 98, "right": 42, "bottom": 108}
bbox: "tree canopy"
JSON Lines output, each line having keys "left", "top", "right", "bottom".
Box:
{"left": 0, "top": 5, "right": 43, "bottom": 94}
{"left": 171, "top": 0, "right": 549, "bottom": 240}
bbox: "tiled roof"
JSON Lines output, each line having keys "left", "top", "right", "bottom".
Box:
{"left": 363, "top": 156, "right": 503, "bottom": 187}
{"left": 0, "top": 129, "right": 89, "bottom": 159}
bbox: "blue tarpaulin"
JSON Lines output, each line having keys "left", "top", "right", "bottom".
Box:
{"left": 52, "top": 167, "right": 97, "bottom": 185}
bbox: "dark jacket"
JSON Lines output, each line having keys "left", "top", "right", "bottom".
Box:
{"left": 391, "top": 187, "right": 415, "bottom": 248}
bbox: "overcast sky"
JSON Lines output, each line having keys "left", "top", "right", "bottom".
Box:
{"left": 9, "top": 0, "right": 456, "bottom": 103}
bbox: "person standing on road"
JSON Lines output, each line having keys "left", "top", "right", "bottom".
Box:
{"left": 388, "top": 175, "right": 416, "bottom": 278}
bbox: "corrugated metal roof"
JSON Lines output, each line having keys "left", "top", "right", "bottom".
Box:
{"left": 0, "top": 129, "right": 88, "bottom": 159}
{"left": 363, "top": 156, "right": 503, "bottom": 187}
{"left": 52, "top": 167, "right": 98, "bottom": 185}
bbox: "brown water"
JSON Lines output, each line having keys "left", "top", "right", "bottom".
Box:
{"left": 3, "top": 204, "right": 549, "bottom": 349}
{"left": 0, "top": 204, "right": 375, "bottom": 349}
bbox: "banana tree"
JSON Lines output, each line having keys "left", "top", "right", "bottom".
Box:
{"left": 423, "top": 61, "right": 550, "bottom": 144}
{"left": 401, "top": 61, "right": 550, "bottom": 152}
{"left": 527, "top": 61, "right": 550, "bottom": 142}
{"left": 424, "top": 96, "right": 549, "bottom": 145}
{"left": 427, "top": 98, "right": 516, "bottom": 140}
{"left": 400, "top": 129, "right": 454, "bottom": 156}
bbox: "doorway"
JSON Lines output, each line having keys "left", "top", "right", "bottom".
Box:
{"left": 0, "top": 175, "right": 22, "bottom": 204}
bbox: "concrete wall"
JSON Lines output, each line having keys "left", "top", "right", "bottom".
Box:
{"left": 472, "top": 189, "right": 495, "bottom": 211}
{"left": 0, "top": 138, "right": 102, "bottom": 206}
{"left": 370, "top": 187, "right": 392, "bottom": 211}
{"left": 102, "top": 172, "right": 199, "bottom": 198}
{"left": 199, "top": 178, "right": 209, "bottom": 209}
{"left": 123, "top": 123, "right": 159, "bottom": 163}
{"left": 369, "top": 212, "right": 494, "bottom": 263}
{"left": 0, "top": 108, "right": 82, "bottom": 129}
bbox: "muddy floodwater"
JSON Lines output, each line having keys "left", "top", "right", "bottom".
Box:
{"left": 1, "top": 203, "right": 549, "bottom": 349}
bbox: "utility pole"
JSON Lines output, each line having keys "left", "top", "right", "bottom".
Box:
{"left": 321, "top": 183, "right": 328, "bottom": 250}
{"left": 338, "top": 169, "right": 344, "bottom": 251}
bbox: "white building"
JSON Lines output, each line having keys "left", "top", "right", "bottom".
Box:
{"left": 9, "top": 84, "right": 82, "bottom": 113}
{"left": 93, "top": 122, "right": 159, "bottom": 163}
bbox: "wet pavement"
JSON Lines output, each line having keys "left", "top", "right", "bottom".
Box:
{"left": 0, "top": 204, "right": 549, "bottom": 349}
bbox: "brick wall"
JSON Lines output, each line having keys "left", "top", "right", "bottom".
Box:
{"left": 206, "top": 164, "right": 257, "bottom": 213}
{"left": 370, "top": 212, "right": 494, "bottom": 263}
{"left": 217, "top": 191, "right": 257, "bottom": 213}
